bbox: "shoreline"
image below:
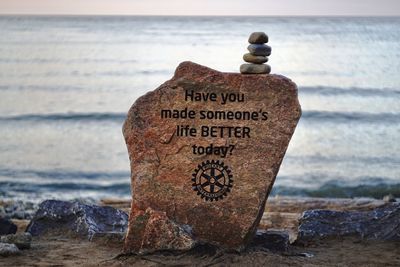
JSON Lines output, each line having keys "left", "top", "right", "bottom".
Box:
{"left": 2, "top": 196, "right": 393, "bottom": 237}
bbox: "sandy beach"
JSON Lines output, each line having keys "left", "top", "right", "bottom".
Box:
{"left": 1, "top": 235, "right": 399, "bottom": 266}
{"left": 1, "top": 196, "right": 399, "bottom": 266}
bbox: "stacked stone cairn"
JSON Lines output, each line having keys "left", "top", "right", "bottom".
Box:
{"left": 240, "top": 32, "right": 271, "bottom": 74}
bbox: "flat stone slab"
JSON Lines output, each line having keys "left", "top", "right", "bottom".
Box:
{"left": 240, "top": 63, "right": 271, "bottom": 74}
{"left": 26, "top": 200, "right": 128, "bottom": 239}
{"left": 297, "top": 203, "right": 400, "bottom": 243}
{"left": 123, "top": 61, "right": 301, "bottom": 252}
{"left": 247, "top": 44, "right": 271, "bottom": 56}
{"left": 243, "top": 53, "right": 269, "bottom": 64}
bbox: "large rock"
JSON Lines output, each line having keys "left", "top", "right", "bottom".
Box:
{"left": 0, "top": 218, "right": 17, "bottom": 235}
{"left": 26, "top": 200, "right": 128, "bottom": 239}
{"left": 123, "top": 61, "right": 301, "bottom": 252}
{"left": 297, "top": 203, "right": 400, "bottom": 243}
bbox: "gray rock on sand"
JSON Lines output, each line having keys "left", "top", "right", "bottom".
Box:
{"left": 240, "top": 63, "right": 271, "bottom": 74}
{"left": 0, "top": 243, "right": 20, "bottom": 256}
{"left": 247, "top": 44, "right": 272, "bottom": 56}
{"left": 251, "top": 230, "right": 290, "bottom": 252}
{"left": 297, "top": 203, "right": 400, "bottom": 244}
{"left": 26, "top": 200, "right": 128, "bottom": 240}
{"left": 0, "top": 218, "right": 17, "bottom": 235}
{"left": 243, "top": 53, "right": 268, "bottom": 64}
{"left": 1, "top": 233, "right": 32, "bottom": 249}
{"left": 248, "top": 32, "right": 269, "bottom": 44}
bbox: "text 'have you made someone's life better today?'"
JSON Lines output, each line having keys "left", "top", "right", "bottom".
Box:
{"left": 160, "top": 89, "right": 270, "bottom": 157}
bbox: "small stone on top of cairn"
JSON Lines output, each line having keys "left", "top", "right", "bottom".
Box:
{"left": 240, "top": 32, "right": 271, "bottom": 74}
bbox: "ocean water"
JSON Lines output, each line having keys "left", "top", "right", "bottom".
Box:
{"left": 0, "top": 16, "right": 399, "bottom": 202}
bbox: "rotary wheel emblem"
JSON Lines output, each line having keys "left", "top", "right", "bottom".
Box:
{"left": 191, "top": 160, "right": 233, "bottom": 201}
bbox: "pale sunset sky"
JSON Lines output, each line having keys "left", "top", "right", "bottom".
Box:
{"left": 0, "top": 0, "right": 399, "bottom": 16}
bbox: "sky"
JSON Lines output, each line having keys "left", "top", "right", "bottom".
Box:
{"left": 0, "top": 0, "right": 399, "bottom": 16}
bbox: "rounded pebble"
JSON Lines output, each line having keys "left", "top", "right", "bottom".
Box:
{"left": 240, "top": 64, "right": 271, "bottom": 74}
{"left": 1, "top": 232, "right": 32, "bottom": 249}
{"left": 248, "top": 32, "right": 269, "bottom": 44}
{"left": 243, "top": 53, "right": 268, "bottom": 64}
{"left": 247, "top": 44, "right": 271, "bottom": 56}
{"left": 0, "top": 243, "right": 20, "bottom": 256}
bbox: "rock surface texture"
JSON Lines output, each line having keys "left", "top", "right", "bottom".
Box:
{"left": 26, "top": 200, "right": 128, "bottom": 239}
{"left": 297, "top": 203, "right": 400, "bottom": 243}
{"left": 123, "top": 61, "right": 301, "bottom": 253}
{"left": 126, "top": 206, "right": 196, "bottom": 254}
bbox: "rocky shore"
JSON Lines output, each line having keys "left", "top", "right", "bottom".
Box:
{"left": 1, "top": 196, "right": 399, "bottom": 266}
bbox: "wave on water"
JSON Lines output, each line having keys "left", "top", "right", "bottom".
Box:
{"left": 0, "top": 168, "right": 131, "bottom": 202}
{"left": 271, "top": 181, "right": 400, "bottom": 199}
{"left": 0, "top": 168, "right": 399, "bottom": 202}
{"left": 299, "top": 86, "right": 400, "bottom": 97}
{"left": 0, "top": 168, "right": 129, "bottom": 180}
{"left": 0, "top": 112, "right": 127, "bottom": 122}
{"left": 285, "top": 154, "right": 400, "bottom": 165}
{"left": 301, "top": 111, "right": 400, "bottom": 124}
{"left": 0, "top": 58, "right": 138, "bottom": 64}
{"left": 2, "top": 175, "right": 399, "bottom": 201}
{"left": 0, "top": 180, "right": 130, "bottom": 193}
{"left": 0, "top": 110, "right": 399, "bottom": 124}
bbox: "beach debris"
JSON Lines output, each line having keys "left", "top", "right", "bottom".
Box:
{"left": 250, "top": 230, "right": 290, "bottom": 252}
{"left": 125, "top": 206, "right": 196, "bottom": 254}
{"left": 296, "top": 252, "right": 314, "bottom": 258}
{"left": 26, "top": 200, "right": 128, "bottom": 240}
{"left": 0, "top": 232, "right": 32, "bottom": 249}
{"left": 297, "top": 203, "right": 400, "bottom": 243}
{"left": 123, "top": 61, "right": 301, "bottom": 253}
{"left": 383, "top": 194, "right": 397, "bottom": 202}
{"left": 240, "top": 32, "right": 271, "bottom": 74}
{"left": 0, "top": 200, "right": 37, "bottom": 220}
{"left": 0, "top": 243, "right": 20, "bottom": 256}
{"left": 0, "top": 218, "right": 17, "bottom": 235}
